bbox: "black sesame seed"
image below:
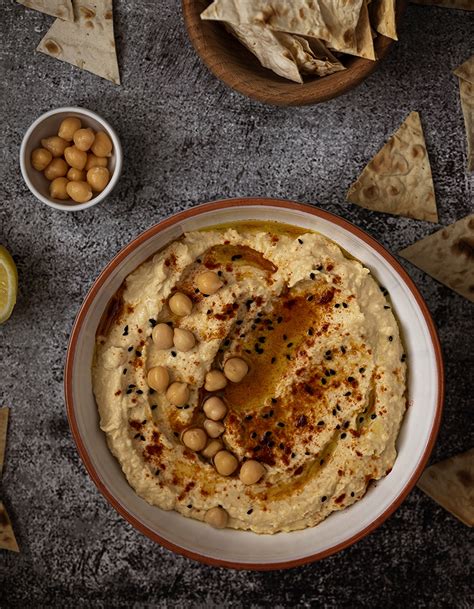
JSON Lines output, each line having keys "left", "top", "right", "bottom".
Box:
{"left": 351, "top": 492, "right": 355, "bottom": 497}
{"left": 245, "top": 414, "right": 253, "bottom": 421}
{"left": 342, "top": 302, "right": 348, "bottom": 308}
{"left": 126, "top": 389, "right": 132, "bottom": 395}
{"left": 308, "top": 328, "right": 314, "bottom": 336}
{"left": 207, "top": 309, "right": 212, "bottom": 315}
{"left": 321, "top": 496, "right": 327, "bottom": 502}
{"left": 258, "top": 336, "right": 266, "bottom": 343}
{"left": 277, "top": 316, "right": 283, "bottom": 323}
{"left": 176, "top": 406, "right": 183, "bottom": 410}
{"left": 347, "top": 376, "right": 355, "bottom": 383}
{"left": 341, "top": 346, "right": 346, "bottom": 354}
{"left": 320, "top": 459, "right": 325, "bottom": 465}
{"left": 325, "top": 369, "right": 331, "bottom": 377}
{"left": 140, "top": 435, "right": 145, "bottom": 441}
{"left": 271, "top": 356, "right": 276, "bottom": 363}
{"left": 155, "top": 469, "right": 160, "bottom": 476}
{"left": 344, "top": 391, "right": 351, "bottom": 397}
{"left": 359, "top": 367, "right": 365, "bottom": 373}
{"left": 251, "top": 324, "right": 256, "bottom": 330}
{"left": 341, "top": 433, "right": 347, "bottom": 439}
{"left": 251, "top": 432, "right": 257, "bottom": 439}
{"left": 384, "top": 305, "right": 390, "bottom": 310}
{"left": 317, "top": 264, "right": 323, "bottom": 271}
{"left": 247, "top": 508, "right": 253, "bottom": 515}
{"left": 305, "top": 451, "right": 310, "bottom": 456}
{"left": 142, "top": 420, "right": 147, "bottom": 425}
{"left": 277, "top": 422, "right": 285, "bottom": 428}
{"left": 245, "top": 349, "right": 252, "bottom": 354}
{"left": 123, "top": 369, "right": 127, "bottom": 375}
{"left": 318, "top": 420, "right": 325, "bottom": 426}
{"left": 127, "top": 346, "right": 133, "bottom": 352}
{"left": 136, "top": 389, "right": 144, "bottom": 395}
{"left": 217, "top": 270, "right": 223, "bottom": 276}
{"left": 329, "top": 369, "right": 336, "bottom": 376}
{"left": 291, "top": 452, "right": 296, "bottom": 458}
{"left": 135, "top": 350, "right": 142, "bottom": 357}
{"left": 187, "top": 504, "right": 192, "bottom": 509}
{"left": 371, "top": 413, "right": 377, "bottom": 420}
{"left": 171, "top": 351, "right": 177, "bottom": 357}
{"left": 183, "top": 405, "right": 190, "bottom": 410}
{"left": 332, "top": 409, "right": 337, "bottom": 416}
{"left": 254, "top": 446, "right": 261, "bottom": 452}
{"left": 265, "top": 431, "right": 272, "bottom": 437}
{"left": 310, "top": 272, "right": 316, "bottom": 280}
{"left": 401, "top": 354, "right": 407, "bottom": 362}
{"left": 358, "top": 417, "right": 364, "bottom": 423}
{"left": 173, "top": 432, "right": 179, "bottom": 437}
{"left": 151, "top": 404, "right": 157, "bottom": 410}
{"left": 122, "top": 325, "right": 129, "bottom": 336}
{"left": 279, "top": 443, "right": 285, "bottom": 449}
{"left": 344, "top": 421, "right": 350, "bottom": 429}
{"left": 194, "top": 288, "right": 200, "bottom": 294}
{"left": 128, "top": 384, "right": 136, "bottom": 388}
{"left": 321, "top": 377, "right": 327, "bottom": 385}
{"left": 286, "top": 354, "right": 291, "bottom": 360}
{"left": 307, "top": 295, "right": 314, "bottom": 302}
{"left": 336, "top": 405, "right": 341, "bottom": 411}
{"left": 134, "top": 433, "right": 140, "bottom": 439}
{"left": 336, "top": 424, "right": 341, "bottom": 430}
{"left": 283, "top": 334, "right": 288, "bottom": 340}
{"left": 262, "top": 414, "right": 269, "bottom": 419}
{"left": 287, "top": 342, "right": 293, "bottom": 348}
{"left": 231, "top": 254, "right": 243, "bottom": 261}
{"left": 335, "top": 303, "right": 340, "bottom": 308}
{"left": 236, "top": 319, "right": 243, "bottom": 325}
{"left": 388, "top": 336, "right": 393, "bottom": 342}
{"left": 246, "top": 299, "right": 253, "bottom": 309}
{"left": 196, "top": 258, "right": 202, "bottom": 263}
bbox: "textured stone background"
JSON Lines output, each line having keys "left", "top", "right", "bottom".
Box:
{"left": 0, "top": 1, "right": 473, "bottom": 607}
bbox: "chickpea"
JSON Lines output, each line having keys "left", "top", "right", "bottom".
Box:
{"left": 166, "top": 381, "right": 190, "bottom": 406}
{"left": 201, "top": 438, "right": 224, "bottom": 459}
{"left": 214, "top": 450, "right": 238, "bottom": 476}
{"left": 224, "top": 358, "right": 249, "bottom": 383}
{"left": 73, "top": 127, "right": 95, "bottom": 152}
{"left": 239, "top": 460, "right": 265, "bottom": 485}
{"left": 49, "top": 177, "right": 69, "bottom": 200}
{"left": 44, "top": 158, "right": 68, "bottom": 180}
{"left": 181, "top": 428, "right": 207, "bottom": 452}
{"left": 169, "top": 292, "right": 192, "bottom": 317}
{"left": 66, "top": 180, "right": 92, "bottom": 203}
{"left": 196, "top": 271, "right": 223, "bottom": 295}
{"left": 147, "top": 366, "right": 170, "bottom": 392}
{"left": 204, "top": 506, "right": 228, "bottom": 529}
{"left": 58, "top": 116, "right": 82, "bottom": 141}
{"left": 67, "top": 167, "right": 86, "bottom": 181}
{"left": 41, "top": 136, "right": 68, "bottom": 157}
{"left": 91, "top": 131, "right": 113, "bottom": 157}
{"left": 31, "top": 147, "right": 52, "bottom": 171}
{"left": 204, "top": 370, "right": 227, "bottom": 392}
{"left": 203, "top": 396, "right": 227, "bottom": 421}
{"left": 64, "top": 145, "right": 88, "bottom": 170}
{"left": 85, "top": 153, "right": 108, "bottom": 171}
{"left": 152, "top": 323, "right": 174, "bottom": 350}
{"left": 173, "top": 328, "right": 196, "bottom": 352}
{"left": 87, "top": 167, "right": 110, "bottom": 192}
{"left": 203, "top": 419, "right": 225, "bottom": 438}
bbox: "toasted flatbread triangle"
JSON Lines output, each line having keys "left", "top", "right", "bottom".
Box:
{"left": 411, "top": 0, "right": 474, "bottom": 10}
{"left": 370, "top": 0, "right": 398, "bottom": 40}
{"left": 417, "top": 449, "right": 474, "bottom": 527}
{"left": 399, "top": 214, "right": 474, "bottom": 302}
{"left": 201, "top": 0, "right": 364, "bottom": 57}
{"left": 17, "top": 0, "right": 74, "bottom": 21}
{"left": 37, "top": 0, "right": 120, "bottom": 84}
{"left": 453, "top": 55, "right": 474, "bottom": 84}
{"left": 346, "top": 112, "right": 438, "bottom": 222}
{"left": 0, "top": 408, "right": 9, "bottom": 477}
{"left": 0, "top": 502, "right": 19, "bottom": 552}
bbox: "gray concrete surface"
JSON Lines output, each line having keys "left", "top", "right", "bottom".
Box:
{"left": 0, "top": 1, "right": 473, "bottom": 607}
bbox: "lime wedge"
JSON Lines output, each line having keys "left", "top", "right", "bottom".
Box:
{"left": 0, "top": 245, "right": 18, "bottom": 324}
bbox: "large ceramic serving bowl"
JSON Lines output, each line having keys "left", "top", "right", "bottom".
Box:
{"left": 65, "top": 198, "right": 444, "bottom": 570}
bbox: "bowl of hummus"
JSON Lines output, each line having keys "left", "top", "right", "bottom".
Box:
{"left": 65, "top": 198, "right": 443, "bottom": 569}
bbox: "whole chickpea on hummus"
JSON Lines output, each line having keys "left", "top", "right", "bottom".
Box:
{"left": 92, "top": 221, "right": 407, "bottom": 534}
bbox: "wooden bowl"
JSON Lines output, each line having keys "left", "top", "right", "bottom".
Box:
{"left": 182, "top": 0, "right": 406, "bottom": 106}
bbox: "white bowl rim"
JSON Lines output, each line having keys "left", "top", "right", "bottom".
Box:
{"left": 19, "top": 106, "right": 123, "bottom": 212}
{"left": 64, "top": 197, "right": 444, "bottom": 570}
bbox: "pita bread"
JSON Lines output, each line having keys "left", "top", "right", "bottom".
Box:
{"left": 201, "top": 0, "right": 365, "bottom": 57}
{"left": 284, "top": 35, "right": 345, "bottom": 77}
{"left": 370, "top": 0, "right": 398, "bottom": 40}
{"left": 399, "top": 214, "right": 474, "bottom": 302}
{"left": 346, "top": 112, "right": 438, "bottom": 222}
{"left": 0, "top": 408, "right": 9, "bottom": 477}
{"left": 37, "top": 0, "right": 120, "bottom": 84}
{"left": 453, "top": 55, "right": 474, "bottom": 84}
{"left": 0, "top": 502, "right": 19, "bottom": 552}
{"left": 17, "top": 0, "right": 74, "bottom": 21}
{"left": 417, "top": 449, "right": 474, "bottom": 527}
{"left": 411, "top": 0, "right": 474, "bottom": 10}
{"left": 453, "top": 58, "right": 474, "bottom": 171}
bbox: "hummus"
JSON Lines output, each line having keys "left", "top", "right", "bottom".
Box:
{"left": 92, "top": 222, "right": 407, "bottom": 534}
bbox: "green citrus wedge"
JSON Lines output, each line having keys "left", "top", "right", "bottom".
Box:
{"left": 0, "top": 245, "right": 18, "bottom": 324}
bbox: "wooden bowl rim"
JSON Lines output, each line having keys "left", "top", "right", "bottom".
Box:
{"left": 182, "top": 0, "right": 407, "bottom": 106}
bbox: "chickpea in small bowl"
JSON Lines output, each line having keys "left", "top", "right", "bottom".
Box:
{"left": 20, "top": 107, "right": 123, "bottom": 211}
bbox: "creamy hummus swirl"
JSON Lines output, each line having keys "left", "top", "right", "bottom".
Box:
{"left": 92, "top": 225, "right": 407, "bottom": 533}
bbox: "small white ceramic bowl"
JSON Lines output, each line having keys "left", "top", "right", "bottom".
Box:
{"left": 65, "top": 199, "right": 444, "bottom": 569}
{"left": 20, "top": 106, "right": 123, "bottom": 212}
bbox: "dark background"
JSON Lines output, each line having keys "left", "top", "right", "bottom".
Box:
{"left": 0, "top": 2, "right": 472, "bottom": 607}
